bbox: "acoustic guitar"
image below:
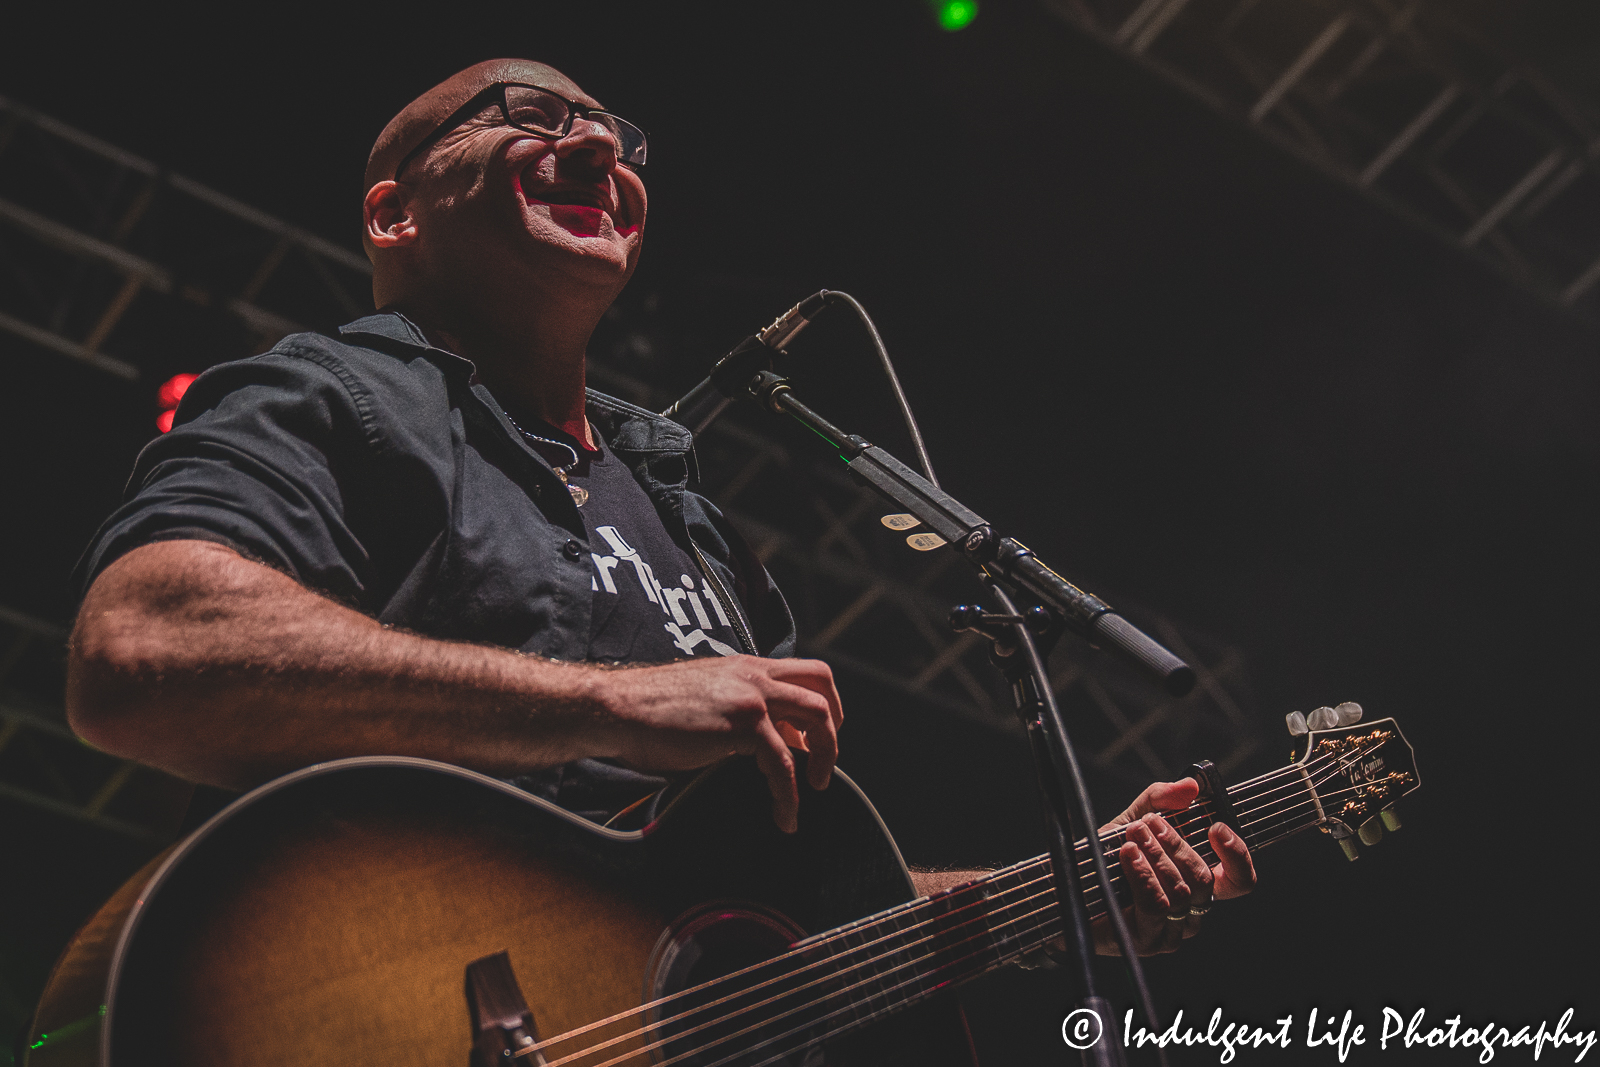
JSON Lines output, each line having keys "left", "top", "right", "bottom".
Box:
{"left": 24, "top": 716, "right": 1419, "bottom": 1067}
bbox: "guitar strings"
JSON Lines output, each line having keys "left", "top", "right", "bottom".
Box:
{"left": 1079, "top": 786, "right": 1382, "bottom": 914}
{"left": 531, "top": 782, "right": 1346, "bottom": 1067}
{"left": 528, "top": 751, "right": 1375, "bottom": 1066}
{"left": 687, "top": 738, "right": 1410, "bottom": 1067}
{"left": 663, "top": 901, "right": 1066, "bottom": 1067}
{"left": 1069, "top": 740, "right": 1385, "bottom": 884}
{"left": 1109, "top": 734, "right": 1387, "bottom": 847}
{"left": 693, "top": 763, "right": 1375, "bottom": 1067}
{"left": 1082, "top": 769, "right": 1394, "bottom": 902}
{"left": 1070, "top": 759, "right": 1352, "bottom": 879}
{"left": 535, "top": 890, "right": 1067, "bottom": 1067}
{"left": 689, "top": 773, "right": 1383, "bottom": 1067}
{"left": 526, "top": 865, "right": 1065, "bottom": 1066}
{"left": 568, "top": 782, "right": 1390, "bottom": 1067}
{"left": 522, "top": 763, "right": 1363, "bottom": 1067}
{"left": 514, "top": 755, "right": 1319, "bottom": 1064}
{"left": 1078, "top": 760, "right": 1370, "bottom": 875}
{"left": 1072, "top": 734, "right": 1394, "bottom": 882}
{"left": 675, "top": 755, "right": 1363, "bottom": 1062}
{"left": 730, "top": 910, "right": 1069, "bottom": 1067}
{"left": 1066, "top": 768, "right": 1380, "bottom": 920}
{"left": 546, "top": 742, "right": 1373, "bottom": 1065}
{"left": 518, "top": 748, "right": 1369, "bottom": 1064}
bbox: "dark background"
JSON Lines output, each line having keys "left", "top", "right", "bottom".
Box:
{"left": 2, "top": 0, "right": 1597, "bottom": 1062}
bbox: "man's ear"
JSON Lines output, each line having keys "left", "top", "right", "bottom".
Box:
{"left": 364, "top": 181, "right": 418, "bottom": 248}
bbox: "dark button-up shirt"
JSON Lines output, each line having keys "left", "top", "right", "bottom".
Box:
{"left": 75, "top": 312, "right": 796, "bottom": 820}
{"left": 78, "top": 312, "right": 794, "bottom": 657}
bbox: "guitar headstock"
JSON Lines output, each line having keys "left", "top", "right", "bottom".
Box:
{"left": 1290, "top": 713, "right": 1420, "bottom": 861}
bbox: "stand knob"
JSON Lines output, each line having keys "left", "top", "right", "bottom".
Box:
{"left": 949, "top": 604, "right": 985, "bottom": 632}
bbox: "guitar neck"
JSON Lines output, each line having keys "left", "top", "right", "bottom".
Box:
{"left": 784, "top": 758, "right": 1328, "bottom": 1034}
{"left": 691, "top": 723, "right": 1416, "bottom": 1064}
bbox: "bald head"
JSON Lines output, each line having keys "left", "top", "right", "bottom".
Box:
{"left": 359, "top": 56, "right": 646, "bottom": 348}
{"left": 365, "top": 58, "right": 595, "bottom": 193}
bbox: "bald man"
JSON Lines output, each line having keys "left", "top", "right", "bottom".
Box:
{"left": 68, "top": 60, "right": 1252, "bottom": 960}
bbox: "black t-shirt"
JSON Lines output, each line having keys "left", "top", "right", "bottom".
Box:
{"left": 507, "top": 416, "right": 747, "bottom": 824}
{"left": 518, "top": 418, "right": 744, "bottom": 664}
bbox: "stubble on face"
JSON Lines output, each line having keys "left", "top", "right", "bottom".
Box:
{"left": 371, "top": 60, "right": 647, "bottom": 317}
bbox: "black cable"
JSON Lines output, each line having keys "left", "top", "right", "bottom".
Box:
{"left": 814, "top": 292, "right": 1165, "bottom": 1056}
{"left": 822, "top": 291, "right": 941, "bottom": 488}
{"left": 990, "top": 581, "right": 1168, "bottom": 1067}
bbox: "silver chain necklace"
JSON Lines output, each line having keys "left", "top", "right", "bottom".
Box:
{"left": 504, "top": 413, "right": 590, "bottom": 508}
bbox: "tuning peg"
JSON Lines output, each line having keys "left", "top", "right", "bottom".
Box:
{"left": 1307, "top": 706, "right": 1338, "bottom": 731}
{"left": 1379, "top": 806, "right": 1401, "bottom": 832}
{"left": 1358, "top": 816, "right": 1384, "bottom": 846}
{"left": 1285, "top": 711, "right": 1308, "bottom": 736}
{"left": 1324, "top": 818, "right": 1359, "bottom": 861}
{"left": 1335, "top": 702, "right": 1363, "bottom": 725}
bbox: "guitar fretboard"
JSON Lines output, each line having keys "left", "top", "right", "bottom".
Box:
{"left": 522, "top": 729, "right": 1405, "bottom": 1067}
{"left": 744, "top": 756, "right": 1329, "bottom": 1055}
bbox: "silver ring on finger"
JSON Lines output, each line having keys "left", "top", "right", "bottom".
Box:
{"left": 1188, "top": 901, "right": 1211, "bottom": 917}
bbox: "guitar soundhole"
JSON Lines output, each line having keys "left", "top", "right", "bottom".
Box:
{"left": 644, "top": 902, "right": 830, "bottom": 1067}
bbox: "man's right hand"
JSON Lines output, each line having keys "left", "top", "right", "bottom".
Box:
{"left": 69, "top": 539, "right": 841, "bottom": 832}
{"left": 594, "top": 655, "right": 843, "bottom": 834}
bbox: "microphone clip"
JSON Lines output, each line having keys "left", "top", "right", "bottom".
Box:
{"left": 660, "top": 290, "right": 832, "bottom": 436}
{"left": 757, "top": 290, "right": 830, "bottom": 352}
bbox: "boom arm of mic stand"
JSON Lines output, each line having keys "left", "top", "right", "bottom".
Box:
{"left": 741, "top": 370, "right": 1195, "bottom": 697}
{"left": 661, "top": 335, "right": 775, "bottom": 435}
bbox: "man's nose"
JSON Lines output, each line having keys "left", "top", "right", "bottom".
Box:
{"left": 554, "top": 119, "right": 620, "bottom": 172}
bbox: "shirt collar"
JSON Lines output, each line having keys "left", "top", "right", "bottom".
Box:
{"left": 336, "top": 311, "right": 694, "bottom": 456}
{"left": 338, "top": 310, "right": 477, "bottom": 377}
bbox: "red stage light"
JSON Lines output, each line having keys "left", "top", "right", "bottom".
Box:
{"left": 156, "top": 373, "right": 199, "bottom": 432}
{"left": 157, "top": 373, "right": 199, "bottom": 410}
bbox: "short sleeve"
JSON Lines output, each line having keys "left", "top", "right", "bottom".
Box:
{"left": 73, "top": 347, "right": 376, "bottom": 604}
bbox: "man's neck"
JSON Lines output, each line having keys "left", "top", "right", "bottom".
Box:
{"left": 399, "top": 287, "right": 601, "bottom": 449}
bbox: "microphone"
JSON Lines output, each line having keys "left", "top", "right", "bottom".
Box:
{"left": 661, "top": 291, "right": 830, "bottom": 434}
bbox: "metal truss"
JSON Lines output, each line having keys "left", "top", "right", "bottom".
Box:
{"left": 0, "top": 93, "right": 373, "bottom": 381}
{"left": 1044, "top": 0, "right": 1600, "bottom": 323}
{"left": 1, "top": 99, "right": 1264, "bottom": 798}
{"left": 0, "top": 605, "right": 182, "bottom": 844}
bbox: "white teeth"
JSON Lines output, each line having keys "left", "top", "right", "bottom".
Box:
{"left": 534, "top": 192, "right": 605, "bottom": 209}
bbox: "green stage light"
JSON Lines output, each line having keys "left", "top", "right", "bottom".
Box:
{"left": 933, "top": 0, "right": 978, "bottom": 30}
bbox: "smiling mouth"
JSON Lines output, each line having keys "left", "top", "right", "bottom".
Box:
{"left": 529, "top": 188, "right": 609, "bottom": 211}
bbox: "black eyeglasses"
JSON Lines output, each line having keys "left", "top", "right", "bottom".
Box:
{"left": 392, "top": 82, "right": 648, "bottom": 180}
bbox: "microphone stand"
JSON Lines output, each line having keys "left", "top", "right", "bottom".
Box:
{"left": 965, "top": 587, "right": 1161, "bottom": 1067}
{"left": 736, "top": 369, "right": 1194, "bottom": 697}
{"left": 719, "top": 368, "right": 1183, "bottom": 1065}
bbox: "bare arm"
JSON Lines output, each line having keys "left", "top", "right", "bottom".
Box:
{"left": 68, "top": 539, "right": 842, "bottom": 831}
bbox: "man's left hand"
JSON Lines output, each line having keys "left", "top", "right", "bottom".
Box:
{"left": 1093, "top": 777, "right": 1256, "bottom": 955}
